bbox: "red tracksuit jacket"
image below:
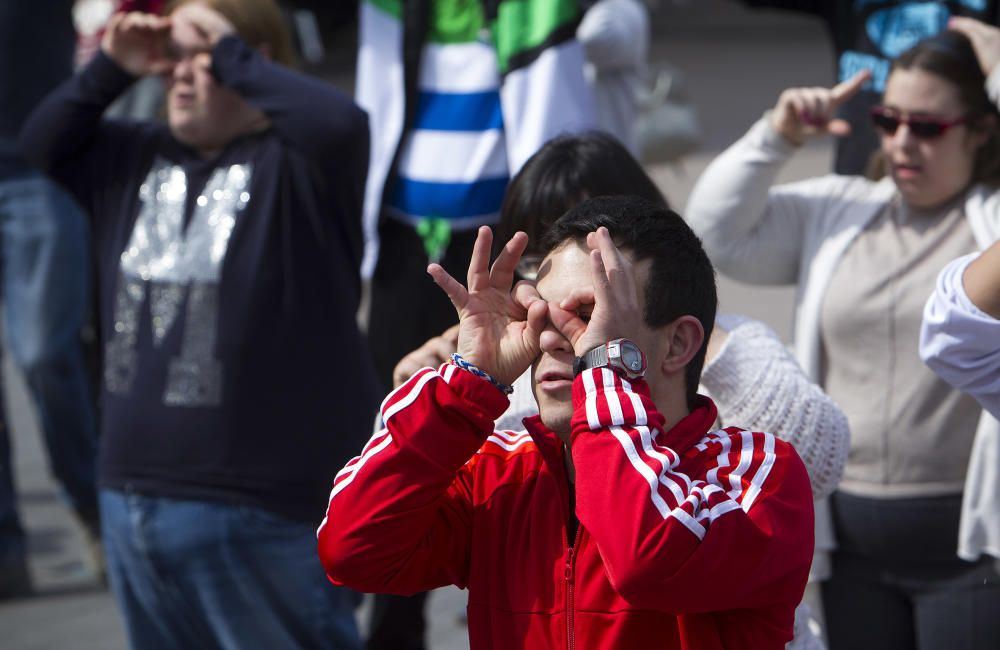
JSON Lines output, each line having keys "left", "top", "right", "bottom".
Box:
{"left": 318, "top": 364, "right": 814, "bottom": 649}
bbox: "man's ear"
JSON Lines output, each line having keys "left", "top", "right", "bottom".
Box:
{"left": 656, "top": 316, "right": 705, "bottom": 376}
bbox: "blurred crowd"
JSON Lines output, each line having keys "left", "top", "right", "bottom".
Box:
{"left": 2, "top": 1, "right": 1000, "bottom": 649}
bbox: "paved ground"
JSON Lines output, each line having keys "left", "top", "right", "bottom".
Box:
{"left": 1, "top": 3, "right": 837, "bottom": 648}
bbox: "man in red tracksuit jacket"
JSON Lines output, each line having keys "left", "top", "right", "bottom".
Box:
{"left": 318, "top": 196, "right": 814, "bottom": 649}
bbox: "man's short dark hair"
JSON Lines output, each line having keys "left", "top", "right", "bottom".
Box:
{"left": 541, "top": 195, "right": 717, "bottom": 407}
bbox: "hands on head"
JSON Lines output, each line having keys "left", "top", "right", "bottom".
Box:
{"left": 101, "top": 5, "right": 235, "bottom": 78}
{"left": 425, "top": 226, "right": 644, "bottom": 390}
{"left": 770, "top": 69, "right": 871, "bottom": 146}
{"left": 949, "top": 16, "right": 1000, "bottom": 77}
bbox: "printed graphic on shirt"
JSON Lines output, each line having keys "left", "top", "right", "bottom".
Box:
{"left": 104, "top": 159, "right": 251, "bottom": 407}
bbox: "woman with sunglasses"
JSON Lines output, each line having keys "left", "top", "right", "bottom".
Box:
{"left": 687, "top": 19, "right": 1000, "bottom": 650}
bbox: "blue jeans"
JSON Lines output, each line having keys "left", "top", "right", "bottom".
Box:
{"left": 0, "top": 173, "right": 96, "bottom": 562}
{"left": 100, "top": 490, "right": 362, "bottom": 650}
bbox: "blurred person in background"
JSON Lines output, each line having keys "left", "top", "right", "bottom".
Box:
{"left": 359, "top": 0, "right": 594, "bottom": 393}
{"left": 0, "top": 0, "right": 100, "bottom": 598}
{"left": 578, "top": 0, "right": 650, "bottom": 157}
{"left": 687, "top": 20, "right": 1000, "bottom": 649}
{"left": 357, "top": 1, "right": 594, "bottom": 646}
{"left": 20, "top": 1, "right": 377, "bottom": 647}
{"left": 740, "top": 0, "right": 1000, "bottom": 175}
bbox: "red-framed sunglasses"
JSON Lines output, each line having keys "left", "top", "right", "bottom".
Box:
{"left": 870, "top": 106, "right": 969, "bottom": 139}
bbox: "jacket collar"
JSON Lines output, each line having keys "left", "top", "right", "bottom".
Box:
{"left": 523, "top": 415, "right": 566, "bottom": 475}
{"left": 660, "top": 395, "right": 719, "bottom": 452}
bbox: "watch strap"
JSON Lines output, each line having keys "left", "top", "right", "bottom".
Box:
{"left": 573, "top": 343, "right": 608, "bottom": 376}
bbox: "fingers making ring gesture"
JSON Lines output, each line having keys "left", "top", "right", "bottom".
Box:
{"left": 547, "top": 227, "right": 645, "bottom": 357}
{"left": 428, "top": 227, "right": 548, "bottom": 388}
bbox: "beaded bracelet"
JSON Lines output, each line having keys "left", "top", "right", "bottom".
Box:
{"left": 450, "top": 353, "right": 514, "bottom": 395}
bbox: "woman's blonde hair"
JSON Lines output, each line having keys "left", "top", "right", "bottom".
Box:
{"left": 165, "top": 0, "right": 295, "bottom": 67}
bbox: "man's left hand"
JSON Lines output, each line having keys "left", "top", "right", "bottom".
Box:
{"left": 549, "top": 227, "right": 645, "bottom": 357}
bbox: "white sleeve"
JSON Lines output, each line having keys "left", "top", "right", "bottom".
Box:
{"left": 921, "top": 253, "right": 1000, "bottom": 419}
{"left": 699, "top": 314, "right": 849, "bottom": 499}
{"left": 686, "top": 116, "right": 844, "bottom": 286}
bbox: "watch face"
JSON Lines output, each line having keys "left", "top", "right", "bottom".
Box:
{"left": 622, "top": 345, "right": 642, "bottom": 371}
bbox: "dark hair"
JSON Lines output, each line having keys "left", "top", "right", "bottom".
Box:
{"left": 495, "top": 132, "right": 668, "bottom": 255}
{"left": 541, "top": 196, "right": 717, "bottom": 408}
{"left": 881, "top": 30, "right": 1000, "bottom": 185}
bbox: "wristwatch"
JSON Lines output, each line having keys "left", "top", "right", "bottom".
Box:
{"left": 573, "top": 339, "right": 647, "bottom": 380}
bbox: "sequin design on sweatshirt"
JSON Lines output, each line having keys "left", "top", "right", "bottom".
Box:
{"left": 104, "top": 159, "right": 251, "bottom": 406}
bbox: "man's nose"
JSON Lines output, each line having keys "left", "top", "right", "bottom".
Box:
{"left": 539, "top": 323, "right": 572, "bottom": 355}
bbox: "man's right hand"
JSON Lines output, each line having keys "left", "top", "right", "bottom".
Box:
{"left": 101, "top": 12, "right": 174, "bottom": 78}
{"left": 428, "top": 227, "right": 548, "bottom": 388}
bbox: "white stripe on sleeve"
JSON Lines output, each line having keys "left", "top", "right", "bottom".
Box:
{"left": 582, "top": 369, "right": 601, "bottom": 430}
{"left": 741, "top": 432, "right": 777, "bottom": 512}
{"left": 609, "top": 426, "right": 670, "bottom": 519}
{"left": 728, "top": 430, "right": 756, "bottom": 498}
{"left": 317, "top": 430, "right": 395, "bottom": 535}
{"left": 382, "top": 370, "right": 438, "bottom": 423}
{"left": 601, "top": 369, "right": 625, "bottom": 425}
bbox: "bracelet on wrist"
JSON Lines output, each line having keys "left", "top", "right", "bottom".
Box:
{"left": 449, "top": 353, "right": 514, "bottom": 395}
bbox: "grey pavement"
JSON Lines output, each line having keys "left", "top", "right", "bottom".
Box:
{"left": 1, "top": 3, "right": 837, "bottom": 648}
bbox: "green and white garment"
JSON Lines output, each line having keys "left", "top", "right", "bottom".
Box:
{"left": 357, "top": 0, "right": 595, "bottom": 274}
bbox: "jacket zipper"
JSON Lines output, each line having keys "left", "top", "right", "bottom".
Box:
{"left": 565, "top": 528, "right": 581, "bottom": 650}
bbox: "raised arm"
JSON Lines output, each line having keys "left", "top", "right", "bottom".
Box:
{"left": 686, "top": 71, "right": 870, "bottom": 284}
{"left": 570, "top": 369, "right": 814, "bottom": 613}
{"left": 921, "top": 249, "right": 1000, "bottom": 418}
{"left": 700, "top": 314, "right": 849, "bottom": 499}
{"left": 322, "top": 226, "right": 547, "bottom": 591}
{"left": 964, "top": 238, "right": 1000, "bottom": 318}
{"left": 317, "top": 364, "right": 505, "bottom": 594}
{"left": 210, "top": 37, "right": 367, "bottom": 165}
{"left": 547, "top": 228, "right": 813, "bottom": 614}
{"left": 19, "top": 12, "right": 166, "bottom": 180}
